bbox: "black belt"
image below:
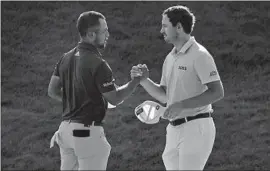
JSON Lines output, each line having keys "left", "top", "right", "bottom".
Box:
{"left": 64, "top": 120, "right": 103, "bottom": 127}
{"left": 169, "top": 113, "right": 211, "bottom": 126}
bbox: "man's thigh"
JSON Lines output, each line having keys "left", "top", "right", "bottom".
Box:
{"left": 56, "top": 122, "right": 78, "bottom": 170}
{"left": 178, "top": 118, "right": 216, "bottom": 170}
{"left": 162, "top": 124, "right": 184, "bottom": 170}
{"left": 78, "top": 152, "right": 110, "bottom": 170}
{"left": 60, "top": 147, "right": 78, "bottom": 170}
{"left": 73, "top": 134, "right": 111, "bottom": 170}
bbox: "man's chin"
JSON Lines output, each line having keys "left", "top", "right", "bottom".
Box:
{"left": 164, "top": 37, "right": 173, "bottom": 44}
{"left": 164, "top": 38, "right": 170, "bottom": 43}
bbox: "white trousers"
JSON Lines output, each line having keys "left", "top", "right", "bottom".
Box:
{"left": 162, "top": 117, "right": 216, "bottom": 170}
{"left": 50, "top": 121, "right": 111, "bottom": 170}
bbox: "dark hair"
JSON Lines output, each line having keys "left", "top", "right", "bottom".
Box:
{"left": 76, "top": 11, "right": 105, "bottom": 37}
{"left": 163, "top": 5, "right": 196, "bottom": 34}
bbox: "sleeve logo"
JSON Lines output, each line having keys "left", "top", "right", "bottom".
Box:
{"left": 103, "top": 81, "right": 114, "bottom": 87}
{"left": 210, "top": 71, "right": 217, "bottom": 77}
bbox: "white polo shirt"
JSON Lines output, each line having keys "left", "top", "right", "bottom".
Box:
{"left": 160, "top": 36, "right": 221, "bottom": 120}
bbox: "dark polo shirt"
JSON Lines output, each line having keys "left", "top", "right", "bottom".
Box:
{"left": 53, "top": 42, "right": 116, "bottom": 124}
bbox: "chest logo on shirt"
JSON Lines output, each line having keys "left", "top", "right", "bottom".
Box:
{"left": 178, "top": 66, "right": 187, "bottom": 71}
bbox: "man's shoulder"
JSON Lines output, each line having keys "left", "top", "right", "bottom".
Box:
{"left": 79, "top": 51, "right": 105, "bottom": 67}
{"left": 62, "top": 47, "right": 77, "bottom": 58}
{"left": 83, "top": 56, "right": 112, "bottom": 76}
{"left": 57, "top": 47, "right": 76, "bottom": 65}
{"left": 190, "top": 42, "right": 212, "bottom": 58}
{"left": 164, "top": 49, "right": 175, "bottom": 61}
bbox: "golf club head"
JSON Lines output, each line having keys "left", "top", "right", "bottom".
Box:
{"left": 134, "top": 101, "right": 166, "bottom": 124}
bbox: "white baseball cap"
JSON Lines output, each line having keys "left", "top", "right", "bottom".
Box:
{"left": 107, "top": 102, "right": 116, "bottom": 109}
{"left": 134, "top": 101, "right": 166, "bottom": 124}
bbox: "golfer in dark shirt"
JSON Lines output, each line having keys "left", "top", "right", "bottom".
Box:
{"left": 48, "top": 11, "right": 141, "bottom": 170}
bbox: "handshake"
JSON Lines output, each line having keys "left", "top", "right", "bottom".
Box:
{"left": 129, "top": 64, "right": 167, "bottom": 124}
{"left": 130, "top": 64, "right": 149, "bottom": 82}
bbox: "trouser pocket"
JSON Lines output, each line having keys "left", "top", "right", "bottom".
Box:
{"left": 72, "top": 128, "right": 94, "bottom": 158}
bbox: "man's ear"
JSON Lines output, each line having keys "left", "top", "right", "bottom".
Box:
{"left": 176, "top": 22, "right": 183, "bottom": 32}
{"left": 86, "top": 31, "right": 96, "bottom": 41}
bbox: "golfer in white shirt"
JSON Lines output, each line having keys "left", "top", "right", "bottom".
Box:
{"left": 131, "top": 5, "right": 224, "bottom": 170}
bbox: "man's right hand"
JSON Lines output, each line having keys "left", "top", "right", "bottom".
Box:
{"left": 130, "top": 64, "right": 149, "bottom": 82}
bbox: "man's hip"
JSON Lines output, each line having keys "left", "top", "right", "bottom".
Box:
{"left": 61, "top": 120, "right": 106, "bottom": 138}
{"left": 50, "top": 120, "right": 108, "bottom": 150}
{"left": 165, "top": 116, "right": 216, "bottom": 148}
{"left": 163, "top": 116, "right": 216, "bottom": 170}
{"left": 169, "top": 112, "right": 212, "bottom": 126}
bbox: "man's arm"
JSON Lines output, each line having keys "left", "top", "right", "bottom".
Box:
{"left": 130, "top": 65, "right": 167, "bottom": 104}
{"left": 176, "top": 80, "right": 224, "bottom": 109}
{"left": 140, "top": 78, "right": 167, "bottom": 104}
{"left": 102, "top": 78, "right": 141, "bottom": 106}
{"left": 48, "top": 56, "right": 63, "bottom": 102}
{"left": 95, "top": 62, "right": 141, "bottom": 106}
{"left": 163, "top": 80, "right": 224, "bottom": 119}
{"left": 48, "top": 75, "right": 62, "bottom": 102}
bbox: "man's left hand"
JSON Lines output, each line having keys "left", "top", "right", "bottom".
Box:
{"left": 163, "top": 102, "right": 184, "bottom": 120}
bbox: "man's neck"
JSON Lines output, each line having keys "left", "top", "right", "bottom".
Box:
{"left": 80, "top": 38, "right": 94, "bottom": 46}
{"left": 173, "top": 35, "right": 190, "bottom": 53}
{"left": 79, "top": 38, "right": 103, "bottom": 55}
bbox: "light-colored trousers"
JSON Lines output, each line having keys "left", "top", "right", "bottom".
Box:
{"left": 50, "top": 121, "right": 111, "bottom": 170}
{"left": 162, "top": 117, "right": 216, "bottom": 170}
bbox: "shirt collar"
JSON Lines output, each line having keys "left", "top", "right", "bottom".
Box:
{"left": 174, "top": 36, "right": 195, "bottom": 54}
{"left": 77, "top": 42, "right": 102, "bottom": 56}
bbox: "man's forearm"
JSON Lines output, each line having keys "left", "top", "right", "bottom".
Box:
{"left": 140, "top": 78, "right": 166, "bottom": 103}
{"left": 49, "top": 89, "right": 62, "bottom": 102}
{"left": 178, "top": 89, "right": 223, "bottom": 109}
{"left": 115, "top": 78, "right": 140, "bottom": 104}
{"left": 52, "top": 94, "right": 62, "bottom": 102}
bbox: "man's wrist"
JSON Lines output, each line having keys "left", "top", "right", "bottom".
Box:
{"left": 139, "top": 77, "right": 149, "bottom": 85}
{"left": 131, "top": 77, "right": 141, "bottom": 86}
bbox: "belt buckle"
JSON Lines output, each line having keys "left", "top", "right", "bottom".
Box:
{"left": 170, "top": 120, "right": 175, "bottom": 126}
{"left": 184, "top": 117, "right": 188, "bottom": 122}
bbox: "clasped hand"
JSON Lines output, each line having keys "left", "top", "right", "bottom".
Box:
{"left": 130, "top": 64, "right": 149, "bottom": 82}
{"left": 130, "top": 64, "right": 185, "bottom": 120}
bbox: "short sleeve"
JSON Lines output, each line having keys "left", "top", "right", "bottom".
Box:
{"left": 194, "top": 53, "right": 220, "bottom": 84}
{"left": 52, "top": 56, "right": 64, "bottom": 77}
{"left": 95, "top": 61, "right": 117, "bottom": 93}
{"left": 160, "top": 57, "right": 168, "bottom": 87}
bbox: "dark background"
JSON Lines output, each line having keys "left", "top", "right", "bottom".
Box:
{"left": 1, "top": 1, "right": 270, "bottom": 170}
